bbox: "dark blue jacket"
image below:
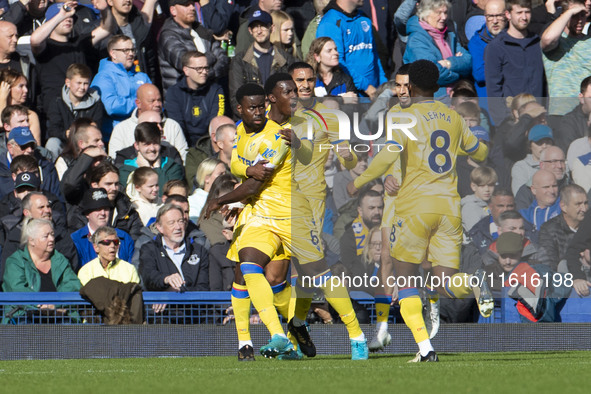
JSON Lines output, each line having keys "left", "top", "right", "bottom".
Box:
{"left": 71, "top": 226, "right": 134, "bottom": 267}
{"left": 138, "top": 234, "right": 209, "bottom": 291}
{"left": 484, "top": 30, "right": 544, "bottom": 99}
{"left": 164, "top": 78, "right": 225, "bottom": 146}
{"left": 403, "top": 15, "right": 472, "bottom": 97}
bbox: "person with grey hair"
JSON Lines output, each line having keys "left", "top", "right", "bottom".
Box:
{"left": 402, "top": 0, "right": 472, "bottom": 97}
{"left": 78, "top": 226, "right": 140, "bottom": 286}
{"left": 538, "top": 184, "right": 588, "bottom": 272}
{"left": 2, "top": 218, "right": 80, "bottom": 297}
{"left": 139, "top": 204, "right": 209, "bottom": 292}
{"left": 0, "top": 192, "right": 79, "bottom": 285}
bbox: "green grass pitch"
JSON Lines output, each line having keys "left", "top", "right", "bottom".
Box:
{"left": 0, "top": 352, "right": 589, "bottom": 394}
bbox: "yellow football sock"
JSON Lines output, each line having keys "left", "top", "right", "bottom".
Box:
{"left": 272, "top": 281, "right": 291, "bottom": 319}
{"left": 319, "top": 272, "right": 363, "bottom": 339}
{"left": 444, "top": 273, "right": 473, "bottom": 299}
{"left": 241, "top": 263, "right": 284, "bottom": 337}
{"left": 231, "top": 283, "right": 251, "bottom": 342}
{"left": 399, "top": 294, "right": 429, "bottom": 344}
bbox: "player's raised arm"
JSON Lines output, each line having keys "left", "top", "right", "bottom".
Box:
{"left": 347, "top": 143, "right": 402, "bottom": 196}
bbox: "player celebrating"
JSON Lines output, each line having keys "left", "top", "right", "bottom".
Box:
{"left": 207, "top": 83, "right": 369, "bottom": 360}
{"left": 348, "top": 60, "right": 493, "bottom": 362}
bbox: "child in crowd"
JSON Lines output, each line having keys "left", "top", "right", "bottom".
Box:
{"left": 126, "top": 167, "right": 162, "bottom": 226}
{"left": 46, "top": 64, "right": 104, "bottom": 159}
{"left": 461, "top": 166, "right": 498, "bottom": 232}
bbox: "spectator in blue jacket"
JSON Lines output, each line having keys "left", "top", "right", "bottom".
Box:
{"left": 71, "top": 188, "right": 135, "bottom": 268}
{"left": 403, "top": 0, "right": 472, "bottom": 98}
{"left": 316, "top": 0, "right": 387, "bottom": 99}
{"left": 164, "top": 51, "right": 226, "bottom": 146}
{"left": 519, "top": 169, "right": 561, "bottom": 230}
{"left": 91, "top": 35, "right": 151, "bottom": 140}
{"left": 0, "top": 126, "right": 64, "bottom": 203}
{"left": 468, "top": 0, "right": 507, "bottom": 103}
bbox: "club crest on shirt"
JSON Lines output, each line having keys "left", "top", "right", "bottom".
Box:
{"left": 192, "top": 106, "right": 201, "bottom": 117}
{"left": 188, "top": 255, "right": 201, "bottom": 265}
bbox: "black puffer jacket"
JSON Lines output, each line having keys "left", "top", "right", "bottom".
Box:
{"left": 158, "top": 17, "right": 229, "bottom": 91}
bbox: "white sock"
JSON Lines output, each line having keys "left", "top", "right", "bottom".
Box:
{"left": 351, "top": 333, "right": 366, "bottom": 342}
{"left": 418, "top": 339, "right": 434, "bottom": 357}
{"left": 239, "top": 340, "right": 253, "bottom": 349}
{"left": 376, "top": 322, "right": 388, "bottom": 333}
{"left": 292, "top": 316, "right": 306, "bottom": 327}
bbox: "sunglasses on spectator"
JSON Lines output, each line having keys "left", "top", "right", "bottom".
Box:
{"left": 98, "top": 239, "right": 120, "bottom": 246}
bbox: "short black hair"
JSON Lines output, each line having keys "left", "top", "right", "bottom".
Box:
{"left": 166, "top": 194, "right": 189, "bottom": 205}
{"left": 396, "top": 64, "right": 411, "bottom": 76}
{"left": 134, "top": 122, "right": 161, "bottom": 144}
{"left": 358, "top": 188, "right": 383, "bottom": 207}
{"left": 288, "top": 61, "right": 314, "bottom": 74}
{"left": 235, "top": 83, "right": 265, "bottom": 105}
{"left": 498, "top": 210, "right": 524, "bottom": 223}
{"left": 409, "top": 60, "right": 439, "bottom": 92}
{"left": 264, "top": 72, "right": 293, "bottom": 95}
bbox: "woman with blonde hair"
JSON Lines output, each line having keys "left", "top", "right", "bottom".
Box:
{"left": 0, "top": 69, "right": 41, "bottom": 144}
{"left": 188, "top": 157, "right": 227, "bottom": 221}
{"left": 270, "top": 10, "right": 302, "bottom": 60}
{"left": 306, "top": 37, "right": 357, "bottom": 98}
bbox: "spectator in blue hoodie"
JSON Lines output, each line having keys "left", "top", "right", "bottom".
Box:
{"left": 316, "top": 0, "right": 386, "bottom": 99}
{"left": 519, "top": 169, "right": 561, "bottom": 230}
{"left": 91, "top": 35, "right": 151, "bottom": 140}
{"left": 402, "top": 0, "right": 472, "bottom": 98}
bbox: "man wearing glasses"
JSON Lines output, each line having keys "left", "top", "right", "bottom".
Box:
{"left": 468, "top": 0, "right": 507, "bottom": 102}
{"left": 91, "top": 34, "right": 151, "bottom": 139}
{"left": 165, "top": 51, "right": 226, "bottom": 146}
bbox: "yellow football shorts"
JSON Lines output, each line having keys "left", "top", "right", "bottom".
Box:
{"left": 390, "top": 213, "right": 461, "bottom": 269}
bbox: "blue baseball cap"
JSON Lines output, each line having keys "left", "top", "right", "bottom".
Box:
{"left": 248, "top": 10, "right": 272, "bottom": 27}
{"left": 45, "top": 3, "right": 63, "bottom": 21}
{"left": 8, "top": 127, "right": 36, "bottom": 146}
{"left": 528, "top": 124, "right": 553, "bottom": 142}
{"left": 470, "top": 126, "right": 489, "bottom": 142}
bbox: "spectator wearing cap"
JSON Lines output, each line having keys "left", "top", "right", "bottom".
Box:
{"left": 511, "top": 124, "right": 554, "bottom": 194}
{"left": 0, "top": 155, "right": 66, "bottom": 223}
{"left": 229, "top": 9, "right": 295, "bottom": 115}
{"left": 234, "top": 0, "right": 283, "bottom": 54}
{"left": 30, "top": 1, "right": 113, "bottom": 116}
{"left": 91, "top": 34, "right": 151, "bottom": 139}
{"left": 70, "top": 188, "right": 134, "bottom": 267}
{"left": 519, "top": 169, "right": 561, "bottom": 231}
{"left": 0, "top": 191, "right": 79, "bottom": 286}
{"left": 515, "top": 145, "right": 570, "bottom": 211}
{"left": 0, "top": 170, "right": 41, "bottom": 224}
{"left": 164, "top": 51, "right": 226, "bottom": 146}
{"left": 0, "top": 126, "right": 63, "bottom": 202}
{"left": 158, "top": 0, "right": 229, "bottom": 92}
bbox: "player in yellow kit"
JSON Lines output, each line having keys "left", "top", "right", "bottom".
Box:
{"left": 206, "top": 83, "right": 368, "bottom": 360}
{"left": 348, "top": 60, "right": 494, "bottom": 362}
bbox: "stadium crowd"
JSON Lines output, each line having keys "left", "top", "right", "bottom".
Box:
{"left": 0, "top": 0, "right": 590, "bottom": 354}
